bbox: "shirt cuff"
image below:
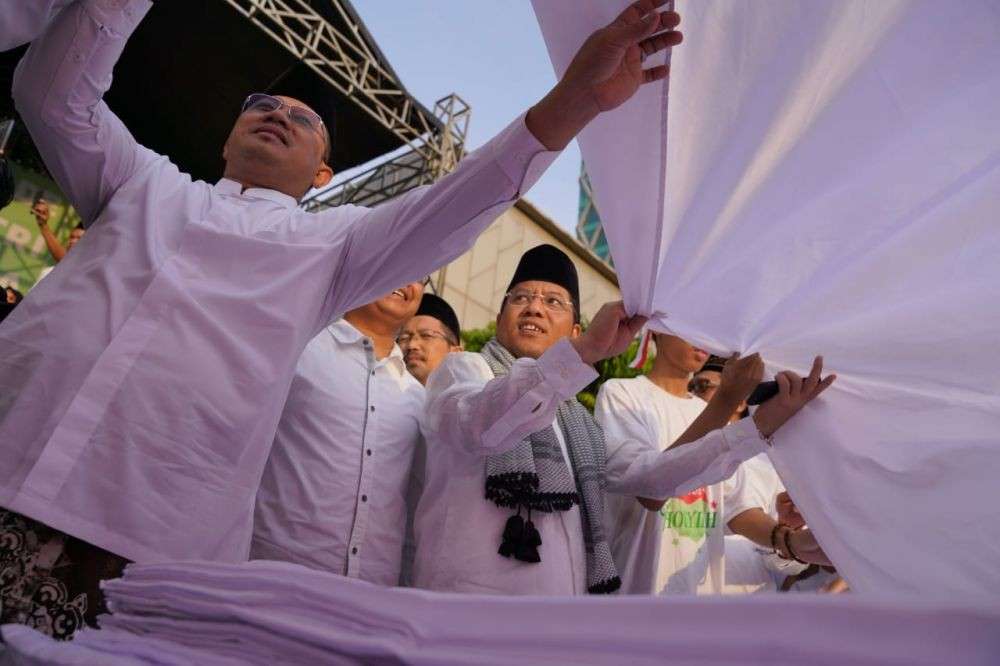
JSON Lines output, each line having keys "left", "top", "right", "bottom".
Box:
{"left": 721, "top": 417, "right": 769, "bottom": 459}
{"left": 490, "top": 113, "right": 561, "bottom": 198}
{"left": 536, "top": 338, "right": 599, "bottom": 401}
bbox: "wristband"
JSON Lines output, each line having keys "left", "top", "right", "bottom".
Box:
{"left": 782, "top": 527, "right": 808, "bottom": 565}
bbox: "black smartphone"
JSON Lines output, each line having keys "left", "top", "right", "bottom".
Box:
{"left": 747, "top": 380, "right": 779, "bottom": 405}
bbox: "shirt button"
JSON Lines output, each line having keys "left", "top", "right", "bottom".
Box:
{"left": 366, "top": 449, "right": 372, "bottom": 456}
{"left": 351, "top": 547, "right": 358, "bottom": 555}
{"left": 361, "top": 495, "right": 368, "bottom": 503}
{"left": 370, "top": 405, "right": 375, "bottom": 412}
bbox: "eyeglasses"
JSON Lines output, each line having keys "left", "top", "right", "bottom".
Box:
{"left": 397, "top": 329, "right": 454, "bottom": 346}
{"left": 240, "top": 93, "right": 325, "bottom": 136}
{"left": 690, "top": 377, "right": 720, "bottom": 395}
{"left": 505, "top": 290, "right": 574, "bottom": 314}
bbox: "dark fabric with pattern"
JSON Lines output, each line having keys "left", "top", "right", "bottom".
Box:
{"left": 0, "top": 508, "right": 129, "bottom": 640}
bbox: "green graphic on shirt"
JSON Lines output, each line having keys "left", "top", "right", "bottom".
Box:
{"left": 660, "top": 488, "right": 718, "bottom": 543}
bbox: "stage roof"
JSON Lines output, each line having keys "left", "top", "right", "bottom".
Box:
{"left": 1, "top": 0, "right": 440, "bottom": 183}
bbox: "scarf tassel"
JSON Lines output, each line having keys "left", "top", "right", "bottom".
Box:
{"left": 498, "top": 507, "right": 542, "bottom": 563}
{"left": 587, "top": 575, "right": 622, "bottom": 594}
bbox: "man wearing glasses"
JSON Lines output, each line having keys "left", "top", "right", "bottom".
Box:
{"left": 0, "top": 0, "right": 687, "bottom": 636}
{"left": 398, "top": 293, "right": 464, "bottom": 386}
{"left": 410, "top": 245, "right": 835, "bottom": 595}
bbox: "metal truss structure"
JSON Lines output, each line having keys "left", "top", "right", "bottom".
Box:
{"left": 302, "top": 93, "right": 470, "bottom": 211}
{"left": 221, "top": 0, "right": 474, "bottom": 295}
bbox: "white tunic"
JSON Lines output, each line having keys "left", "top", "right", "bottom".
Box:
{"left": 252, "top": 321, "right": 424, "bottom": 585}
{"left": 0, "top": 0, "right": 557, "bottom": 563}
{"left": 414, "top": 340, "right": 767, "bottom": 596}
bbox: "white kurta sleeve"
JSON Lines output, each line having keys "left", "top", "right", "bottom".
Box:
{"left": 605, "top": 416, "right": 768, "bottom": 501}
{"left": 318, "top": 115, "right": 560, "bottom": 322}
{"left": 422, "top": 338, "right": 597, "bottom": 458}
{"left": 0, "top": 0, "right": 74, "bottom": 51}
{"left": 11, "top": 0, "right": 159, "bottom": 225}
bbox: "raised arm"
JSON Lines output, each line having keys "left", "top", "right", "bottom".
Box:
{"left": 423, "top": 301, "right": 644, "bottom": 457}
{"left": 607, "top": 357, "right": 836, "bottom": 501}
{"left": 318, "top": 1, "right": 683, "bottom": 320}
{"left": 606, "top": 416, "right": 768, "bottom": 500}
{"left": 0, "top": 0, "right": 74, "bottom": 51}
{"left": 11, "top": 0, "right": 158, "bottom": 225}
{"left": 31, "top": 199, "right": 67, "bottom": 262}
{"left": 422, "top": 339, "right": 597, "bottom": 458}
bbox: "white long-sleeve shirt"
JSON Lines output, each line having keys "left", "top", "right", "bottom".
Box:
{"left": 251, "top": 321, "right": 424, "bottom": 585}
{"left": 412, "top": 340, "right": 767, "bottom": 596}
{"left": 0, "top": 0, "right": 557, "bottom": 563}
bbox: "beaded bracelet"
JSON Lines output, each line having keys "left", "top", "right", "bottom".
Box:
{"left": 769, "top": 523, "right": 784, "bottom": 554}
{"left": 782, "top": 526, "right": 808, "bottom": 565}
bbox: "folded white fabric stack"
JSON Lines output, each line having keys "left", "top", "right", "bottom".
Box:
{"left": 3, "top": 560, "right": 999, "bottom": 665}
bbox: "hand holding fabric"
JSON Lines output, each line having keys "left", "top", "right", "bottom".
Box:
{"left": 526, "top": 0, "right": 682, "bottom": 150}
{"left": 776, "top": 491, "right": 806, "bottom": 530}
{"left": 571, "top": 301, "right": 647, "bottom": 365}
{"left": 787, "top": 528, "right": 833, "bottom": 567}
{"left": 716, "top": 352, "right": 764, "bottom": 404}
{"left": 752, "top": 357, "right": 835, "bottom": 438}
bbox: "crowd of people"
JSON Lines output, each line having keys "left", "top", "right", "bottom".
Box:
{"left": 0, "top": 0, "right": 840, "bottom": 643}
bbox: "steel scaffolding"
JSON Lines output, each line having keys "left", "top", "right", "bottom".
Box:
{"left": 220, "top": 0, "right": 473, "bottom": 294}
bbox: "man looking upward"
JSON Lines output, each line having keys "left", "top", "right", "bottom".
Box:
{"left": 0, "top": 0, "right": 684, "bottom": 636}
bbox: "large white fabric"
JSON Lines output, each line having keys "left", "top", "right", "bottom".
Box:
{"left": 534, "top": 0, "right": 1000, "bottom": 596}
{"left": 3, "top": 561, "right": 999, "bottom": 665}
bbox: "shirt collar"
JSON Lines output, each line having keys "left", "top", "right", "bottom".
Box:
{"left": 214, "top": 178, "right": 299, "bottom": 209}
{"left": 327, "top": 320, "right": 407, "bottom": 373}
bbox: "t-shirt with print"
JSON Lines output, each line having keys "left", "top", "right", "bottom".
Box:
{"left": 596, "top": 376, "right": 725, "bottom": 595}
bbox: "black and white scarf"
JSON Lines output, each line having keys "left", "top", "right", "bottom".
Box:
{"left": 480, "top": 338, "right": 620, "bottom": 594}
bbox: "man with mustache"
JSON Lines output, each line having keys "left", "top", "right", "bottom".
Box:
{"left": 252, "top": 283, "right": 426, "bottom": 586}
{"left": 412, "top": 245, "right": 835, "bottom": 595}
{"left": 399, "top": 293, "right": 464, "bottom": 386}
{"left": 0, "top": 0, "right": 684, "bottom": 636}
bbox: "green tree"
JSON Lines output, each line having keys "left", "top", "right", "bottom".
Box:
{"left": 460, "top": 321, "right": 496, "bottom": 353}
{"left": 459, "top": 321, "right": 653, "bottom": 412}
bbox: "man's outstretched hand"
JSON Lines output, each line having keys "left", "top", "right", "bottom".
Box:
{"left": 753, "top": 356, "right": 836, "bottom": 438}
{"left": 526, "top": 0, "right": 683, "bottom": 150}
{"left": 571, "top": 301, "right": 647, "bottom": 365}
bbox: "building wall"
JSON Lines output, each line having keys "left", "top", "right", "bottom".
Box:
{"left": 431, "top": 199, "right": 620, "bottom": 331}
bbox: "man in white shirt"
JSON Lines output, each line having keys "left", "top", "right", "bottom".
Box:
{"left": 413, "top": 244, "right": 835, "bottom": 596}
{"left": 0, "top": 0, "right": 685, "bottom": 636}
{"left": 396, "top": 292, "right": 464, "bottom": 585}
{"left": 596, "top": 335, "right": 762, "bottom": 594}
{"left": 399, "top": 293, "right": 463, "bottom": 385}
{"left": 599, "top": 342, "right": 836, "bottom": 595}
{"left": 252, "top": 281, "right": 425, "bottom": 586}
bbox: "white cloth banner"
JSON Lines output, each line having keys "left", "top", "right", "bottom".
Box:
{"left": 3, "top": 561, "right": 999, "bottom": 665}
{"left": 533, "top": 0, "right": 1000, "bottom": 596}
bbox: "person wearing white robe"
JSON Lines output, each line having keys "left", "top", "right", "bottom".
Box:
{"left": 0, "top": 0, "right": 686, "bottom": 636}
{"left": 413, "top": 247, "right": 835, "bottom": 595}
